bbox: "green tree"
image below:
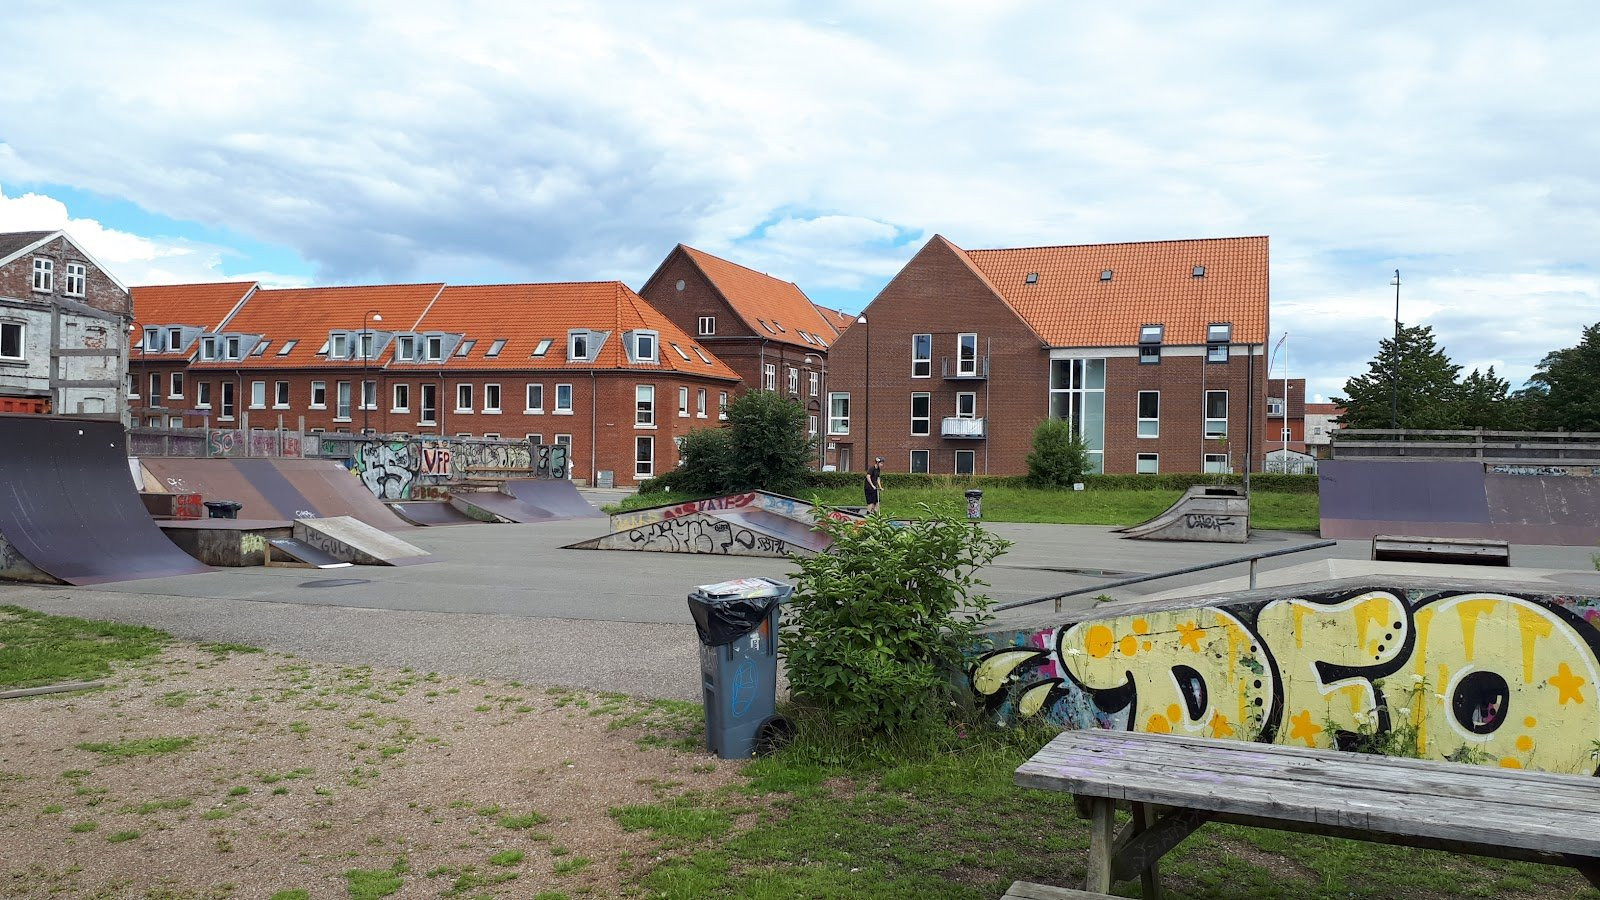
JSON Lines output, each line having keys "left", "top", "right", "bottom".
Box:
{"left": 1521, "top": 322, "right": 1600, "bottom": 431}
{"left": 666, "top": 390, "right": 814, "bottom": 495}
{"left": 1025, "top": 419, "right": 1092, "bottom": 487}
{"left": 1455, "top": 366, "right": 1513, "bottom": 430}
{"left": 670, "top": 427, "right": 734, "bottom": 495}
{"left": 1334, "top": 324, "right": 1464, "bottom": 429}
{"left": 783, "top": 507, "right": 1011, "bottom": 741}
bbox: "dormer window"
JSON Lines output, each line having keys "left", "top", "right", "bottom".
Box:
{"left": 330, "top": 333, "right": 350, "bottom": 359}
{"left": 1138, "top": 324, "right": 1163, "bottom": 365}
{"left": 627, "top": 330, "right": 658, "bottom": 364}
{"left": 224, "top": 336, "right": 243, "bottom": 360}
{"left": 200, "top": 336, "right": 220, "bottom": 361}
{"left": 397, "top": 335, "right": 416, "bottom": 361}
{"left": 425, "top": 335, "right": 444, "bottom": 362}
{"left": 166, "top": 327, "right": 183, "bottom": 352}
{"left": 531, "top": 338, "right": 552, "bottom": 358}
{"left": 569, "top": 331, "right": 589, "bottom": 361}
{"left": 143, "top": 327, "right": 160, "bottom": 351}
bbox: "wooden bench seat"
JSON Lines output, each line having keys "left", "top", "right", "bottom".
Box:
{"left": 1003, "top": 881, "right": 1115, "bottom": 899}
{"left": 1015, "top": 729, "right": 1600, "bottom": 898}
{"left": 1371, "top": 534, "right": 1511, "bottom": 566}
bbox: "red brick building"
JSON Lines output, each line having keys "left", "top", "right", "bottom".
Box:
{"left": 825, "top": 235, "right": 1271, "bottom": 475}
{"left": 130, "top": 280, "right": 739, "bottom": 486}
{"left": 639, "top": 245, "right": 849, "bottom": 443}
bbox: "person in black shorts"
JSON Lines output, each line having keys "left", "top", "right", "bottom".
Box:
{"left": 864, "top": 456, "right": 884, "bottom": 514}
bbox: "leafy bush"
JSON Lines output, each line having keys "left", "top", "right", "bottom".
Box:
{"left": 670, "top": 427, "right": 734, "bottom": 495}
{"left": 1025, "top": 419, "right": 1092, "bottom": 487}
{"left": 782, "top": 506, "right": 1011, "bottom": 740}
{"left": 647, "top": 391, "right": 813, "bottom": 495}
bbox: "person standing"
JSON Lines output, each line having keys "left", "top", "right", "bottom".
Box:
{"left": 864, "top": 456, "right": 884, "bottom": 514}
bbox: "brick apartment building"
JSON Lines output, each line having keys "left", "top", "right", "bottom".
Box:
{"left": 639, "top": 245, "right": 850, "bottom": 442}
{"left": 130, "top": 280, "right": 739, "bottom": 486}
{"left": 0, "top": 230, "right": 130, "bottom": 417}
{"left": 825, "top": 235, "right": 1271, "bottom": 475}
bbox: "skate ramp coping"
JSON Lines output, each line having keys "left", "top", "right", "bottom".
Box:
{"left": 607, "top": 490, "right": 858, "bottom": 533}
{"left": 292, "top": 517, "right": 434, "bottom": 566}
{"left": 1115, "top": 485, "right": 1249, "bottom": 543}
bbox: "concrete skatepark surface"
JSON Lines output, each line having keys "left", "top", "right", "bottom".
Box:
{"left": 7, "top": 502, "right": 1598, "bottom": 701}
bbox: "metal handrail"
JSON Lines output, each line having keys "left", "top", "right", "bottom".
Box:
{"left": 994, "top": 539, "right": 1338, "bottom": 614}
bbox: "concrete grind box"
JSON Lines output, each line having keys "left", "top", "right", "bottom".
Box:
{"left": 969, "top": 575, "right": 1600, "bottom": 776}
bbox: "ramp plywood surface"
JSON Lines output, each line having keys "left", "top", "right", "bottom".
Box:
{"left": 450, "top": 491, "right": 556, "bottom": 524}
{"left": 0, "top": 415, "right": 213, "bottom": 585}
{"left": 388, "top": 501, "right": 481, "bottom": 527}
{"left": 501, "top": 479, "right": 604, "bottom": 519}
{"left": 292, "top": 517, "right": 432, "bottom": 566}
{"left": 137, "top": 458, "right": 410, "bottom": 532}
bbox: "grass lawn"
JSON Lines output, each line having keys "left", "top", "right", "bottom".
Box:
{"left": 611, "top": 486, "right": 1320, "bottom": 532}
{"left": 0, "top": 605, "right": 168, "bottom": 690}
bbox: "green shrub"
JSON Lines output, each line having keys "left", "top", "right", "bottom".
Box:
{"left": 1025, "top": 419, "right": 1092, "bottom": 487}
{"left": 670, "top": 427, "right": 734, "bottom": 496}
{"left": 782, "top": 506, "right": 1011, "bottom": 740}
{"left": 646, "top": 391, "right": 814, "bottom": 495}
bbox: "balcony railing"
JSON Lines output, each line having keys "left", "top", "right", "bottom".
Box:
{"left": 940, "top": 356, "right": 989, "bottom": 379}
{"left": 941, "top": 417, "right": 985, "bottom": 439}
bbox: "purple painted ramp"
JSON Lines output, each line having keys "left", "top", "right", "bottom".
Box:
{"left": 1483, "top": 472, "right": 1600, "bottom": 545}
{"left": 452, "top": 491, "right": 556, "bottom": 524}
{"left": 388, "top": 501, "right": 480, "bottom": 527}
{"left": 1319, "top": 460, "right": 1490, "bottom": 523}
{"left": 501, "top": 479, "right": 603, "bottom": 519}
{"left": 0, "top": 415, "right": 212, "bottom": 585}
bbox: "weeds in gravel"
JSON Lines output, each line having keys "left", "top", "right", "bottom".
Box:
{"left": 344, "top": 856, "right": 408, "bottom": 900}
{"left": 498, "top": 811, "right": 549, "bottom": 830}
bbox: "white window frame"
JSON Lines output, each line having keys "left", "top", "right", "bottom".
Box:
{"left": 331, "top": 333, "right": 349, "bottom": 359}
{"left": 224, "top": 335, "right": 242, "bottom": 360}
{"left": 196, "top": 381, "right": 212, "bottom": 409}
{"left": 910, "top": 392, "right": 931, "bottom": 436}
{"left": 397, "top": 335, "right": 416, "bottom": 361}
{"left": 274, "top": 381, "right": 290, "bottom": 409}
{"left": 525, "top": 383, "right": 544, "bottom": 414}
{"left": 1137, "top": 453, "right": 1159, "bottom": 474}
{"left": 808, "top": 414, "right": 818, "bottom": 436}
{"left": 392, "top": 383, "right": 410, "bottom": 413}
{"left": 957, "top": 333, "right": 978, "bottom": 376}
{"left": 911, "top": 333, "right": 932, "bottom": 378}
{"left": 309, "top": 380, "right": 326, "bottom": 410}
{"left": 1204, "top": 453, "right": 1229, "bottom": 474}
{"left": 956, "top": 392, "right": 977, "bottom": 419}
{"left": 678, "top": 386, "right": 689, "bottom": 417}
{"left": 718, "top": 391, "right": 728, "bottom": 420}
{"left": 419, "top": 383, "right": 438, "bottom": 425}
{"left": 166, "top": 327, "right": 182, "bottom": 352}
{"left": 828, "top": 392, "right": 850, "bottom": 435}
{"left": 555, "top": 383, "right": 573, "bottom": 414}
{"left": 250, "top": 381, "right": 267, "bottom": 409}
{"left": 635, "top": 436, "right": 654, "bottom": 478}
{"left": 147, "top": 373, "right": 160, "bottom": 400}
{"left": 334, "top": 381, "right": 352, "bottom": 421}
{"left": 361, "top": 380, "right": 377, "bottom": 411}
{"left": 633, "top": 331, "right": 657, "bottom": 363}
{"left": 696, "top": 388, "right": 707, "bottom": 418}
{"left": 63, "top": 262, "right": 86, "bottom": 297}
{"left": 199, "top": 336, "right": 218, "bottom": 361}
{"left": 31, "top": 258, "right": 52, "bottom": 293}
{"left": 954, "top": 449, "right": 976, "bottom": 475}
{"left": 1205, "top": 390, "right": 1229, "bottom": 440}
{"left": 787, "top": 367, "right": 799, "bottom": 394}
{"left": 909, "top": 449, "right": 929, "bottom": 474}
{"left": 483, "top": 383, "right": 501, "bottom": 414}
{"left": 0, "top": 321, "right": 22, "bottom": 361}
{"left": 425, "top": 335, "right": 444, "bottom": 362}
{"left": 636, "top": 384, "right": 656, "bottom": 427}
{"left": 808, "top": 371, "right": 819, "bottom": 397}
{"left": 455, "top": 383, "right": 473, "bottom": 413}
{"left": 1137, "top": 391, "right": 1159, "bottom": 438}
{"left": 166, "top": 372, "right": 184, "bottom": 400}
{"left": 763, "top": 363, "right": 777, "bottom": 391}
{"left": 568, "top": 331, "right": 589, "bottom": 362}
{"left": 219, "top": 381, "right": 236, "bottom": 420}
{"left": 698, "top": 316, "right": 715, "bottom": 336}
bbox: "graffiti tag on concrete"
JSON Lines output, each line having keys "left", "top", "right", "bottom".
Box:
{"left": 612, "top": 492, "right": 758, "bottom": 532}
{"left": 355, "top": 441, "right": 416, "bottom": 500}
{"left": 623, "top": 516, "right": 791, "bottom": 556}
{"left": 1488, "top": 464, "right": 1590, "bottom": 477}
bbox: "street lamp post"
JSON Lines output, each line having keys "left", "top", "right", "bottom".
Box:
{"left": 1389, "top": 269, "right": 1401, "bottom": 431}
{"left": 804, "top": 353, "right": 826, "bottom": 468}
{"left": 857, "top": 315, "right": 868, "bottom": 468}
{"left": 362, "top": 310, "right": 382, "bottom": 435}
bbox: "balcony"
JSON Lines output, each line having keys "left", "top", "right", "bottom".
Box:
{"left": 940, "top": 356, "right": 989, "bottom": 380}
{"left": 941, "top": 417, "right": 986, "bottom": 439}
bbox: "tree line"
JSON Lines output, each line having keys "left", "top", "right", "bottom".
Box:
{"left": 1334, "top": 320, "right": 1600, "bottom": 432}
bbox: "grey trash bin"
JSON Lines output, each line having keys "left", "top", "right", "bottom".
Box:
{"left": 688, "top": 577, "right": 794, "bottom": 759}
{"left": 965, "top": 489, "right": 983, "bottom": 519}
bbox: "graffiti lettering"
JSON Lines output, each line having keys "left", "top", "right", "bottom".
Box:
{"left": 354, "top": 441, "right": 416, "bottom": 500}
{"left": 420, "top": 444, "right": 453, "bottom": 477}
{"left": 1182, "top": 514, "right": 1232, "bottom": 531}
{"left": 1488, "top": 465, "right": 1588, "bottom": 477}
{"left": 621, "top": 516, "right": 790, "bottom": 557}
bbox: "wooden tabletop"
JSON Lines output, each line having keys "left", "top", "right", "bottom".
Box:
{"left": 1015, "top": 729, "right": 1600, "bottom": 859}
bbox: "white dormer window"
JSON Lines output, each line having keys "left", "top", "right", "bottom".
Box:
{"left": 31, "top": 258, "right": 52, "bottom": 293}
{"left": 143, "top": 327, "right": 160, "bottom": 350}
{"left": 64, "top": 263, "right": 86, "bottom": 297}
{"left": 166, "top": 327, "right": 183, "bottom": 352}
{"left": 224, "top": 336, "right": 242, "bottom": 360}
{"left": 200, "top": 336, "right": 219, "bottom": 361}
{"left": 331, "top": 333, "right": 350, "bottom": 359}
{"left": 568, "top": 331, "right": 589, "bottom": 361}
{"left": 629, "top": 330, "right": 658, "bottom": 363}
{"left": 426, "top": 335, "right": 444, "bottom": 361}
{"left": 397, "top": 335, "right": 416, "bottom": 361}
{"left": 359, "top": 331, "right": 376, "bottom": 360}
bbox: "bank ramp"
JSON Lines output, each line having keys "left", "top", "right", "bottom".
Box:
{"left": 0, "top": 415, "right": 213, "bottom": 585}
{"left": 565, "top": 491, "right": 851, "bottom": 556}
{"left": 1115, "top": 486, "right": 1250, "bottom": 543}
{"left": 292, "top": 517, "right": 434, "bottom": 566}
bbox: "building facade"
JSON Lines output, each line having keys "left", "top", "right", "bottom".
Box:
{"left": 825, "top": 235, "right": 1271, "bottom": 475}
{"left": 0, "top": 231, "right": 130, "bottom": 417}
{"left": 130, "top": 280, "right": 739, "bottom": 486}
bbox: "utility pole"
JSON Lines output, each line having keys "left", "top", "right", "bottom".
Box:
{"left": 1389, "top": 269, "right": 1400, "bottom": 431}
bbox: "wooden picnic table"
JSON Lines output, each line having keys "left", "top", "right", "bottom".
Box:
{"left": 1014, "top": 729, "right": 1600, "bottom": 899}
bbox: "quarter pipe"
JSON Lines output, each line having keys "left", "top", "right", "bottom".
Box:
{"left": 1114, "top": 486, "right": 1250, "bottom": 543}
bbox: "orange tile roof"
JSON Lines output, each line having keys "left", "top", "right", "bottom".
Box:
{"left": 961, "top": 235, "right": 1269, "bottom": 347}
{"left": 815, "top": 304, "right": 856, "bottom": 333}
{"left": 187, "top": 283, "right": 444, "bottom": 370}
{"left": 129, "top": 282, "right": 258, "bottom": 348}
{"left": 408, "top": 282, "right": 738, "bottom": 379}
{"left": 677, "top": 245, "right": 843, "bottom": 349}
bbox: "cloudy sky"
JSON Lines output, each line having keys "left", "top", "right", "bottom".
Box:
{"left": 2, "top": 1, "right": 1595, "bottom": 401}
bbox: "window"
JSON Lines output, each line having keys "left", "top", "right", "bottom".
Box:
{"left": 828, "top": 392, "right": 850, "bottom": 434}
{"left": 525, "top": 384, "right": 544, "bottom": 413}
{"left": 147, "top": 373, "right": 160, "bottom": 400}
{"left": 250, "top": 381, "right": 266, "bottom": 409}
{"left": 1204, "top": 453, "right": 1229, "bottom": 474}
{"left": 141, "top": 327, "right": 158, "bottom": 350}
{"left": 910, "top": 392, "right": 931, "bottom": 436}
{"left": 696, "top": 388, "right": 707, "bottom": 418}
{"left": 955, "top": 450, "right": 975, "bottom": 475}
{"left": 397, "top": 335, "right": 416, "bottom": 361}
{"left": 277, "top": 339, "right": 297, "bottom": 356}
{"left": 1205, "top": 391, "right": 1229, "bottom": 439}
{"left": 0, "top": 322, "right": 21, "bottom": 360}
{"left": 1207, "top": 323, "right": 1232, "bottom": 343}
{"left": 419, "top": 384, "right": 438, "bottom": 424}
{"left": 633, "top": 331, "right": 657, "bottom": 362}
{"left": 531, "top": 338, "right": 552, "bottom": 358}
{"left": 200, "top": 336, "right": 219, "bottom": 361}
{"left": 160, "top": 372, "right": 181, "bottom": 401}
{"left": 1139, "top": 324, "right": 1163, "bottom": 364}
{"left": 1137, "top": 391, "right": 1159, "bottom": 438}
{"left": 636, "top": 385, "right": 655, "bottom": 426}
{"left": 718, "top": 391, "right": 728, "bottom": 420}
{"left": 787, "top": 367, "right": 798, "bottom": 394}
{"left": 808, "top": 414, "right": 818, "bottom": 436}
{"left": 763, "top": 363, "right": 776, "bottom": 391}
{"left": 331, "top": 333, "right": 349, "bottom": 359}
{"left": 1049, "top": 358, "right": 1106, "bottom": 473}
{"left": 483, "top": 384, "right": 501, "bottom": 413}
{"left": 482, "top": 433, "right": 501, "bottom": 440}
{"left": 197, "top": 381, "right": 212, "bottom": 409}
{"left": 224, "top": 335, "right": 242, "bottom": 360}
{"left": 678, "top": 386, "right": 689, "bottom": 417}
{"left": 910, "top": 450, "right": 929, "bottom": 474}
{"left": 252, "top": 340, "right": 270, "bottom": 356}
{"left": 220, "top": 382, "right": 236, "bottom": 420}
{"left": 167, "top": 416, "right": 182, "bottom": 428}
{"left": 698, "top": 316, "right": 715, "bottom": 335}
{"left": 426, "top": 335, "right": 444, "bottom": 361}
{"left": 694, "top": 347, "right": 713, "bottom": 365}
{"left": 455, "top": 340, "right": 476, "bottom": 357}
{"left": 956, "top": 392, "right": 976, "bottom": 418}
{"left": 568, "top": 331, "right": 589, "bottom": 361}
{"left": 555, "top": 383, "right": 573, "bottom": 413}
{"left": 310, "top": 381, "right": 326, "bottom": 409}
{"left": 392, "top": 383, "right": 410, "bottom": 412}
{"left": 808, "top": 371, "right": 819, "bottom": 397}
{"left": 166, "top": 327, "right": 182, "bottom": 352}
{"left": 635, "top": 436, "right": 654, "bottom": 478}
{"left": 275, "top": 381, "right": 290, "bottom": 408}
{"left": 455, "top": 384, "right": 473, "bottom": 413}
{"left": 486, "top": 339, "right": 506, "bottom": 358}
{"left": 526, "top": 433, "right": 544, "bottom": 445}
{"left": 31, "top": 258, "right": 52, "bottom": 292}
{"left": 957, "top": 333, "right": 978, "bottom": 376}
{"left": 1267, "top": 398, "right": 1285, "bottom": 417}
{"left": 335, "top": 382, "right": 351, "bottom": 420}
{"left": 359, "top": 331, "right": 375, "bottom": 360}
{"left": 1207, "top": 343, "right": 1229, "bottom": 364}
{"left": 64, "top": 263, "right": 86, "bottom": 297}
{"left": 912, "top": 333, "right": 932, "bottom": 377}
{"left": 1137, "top": 453, "right": 1159, "bottom": 474}
{"left": 361, "top": 380, "right": 377, "bottom": 411}
{"left": 671, "top": 343, "right": 690, "bottom": 361}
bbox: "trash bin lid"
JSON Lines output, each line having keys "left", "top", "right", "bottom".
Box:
{"left": 694, "top": 577, "right": 792, "bottom": 600}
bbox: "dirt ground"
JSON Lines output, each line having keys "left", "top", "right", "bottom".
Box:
{"left": 0, "top": 644, "right": 744, "bottom": 898}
